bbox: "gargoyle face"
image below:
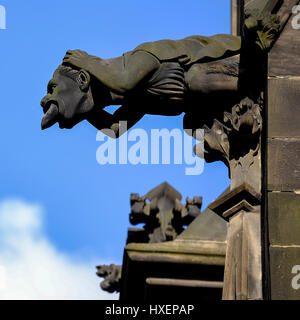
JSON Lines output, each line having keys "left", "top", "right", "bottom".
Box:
{"left": 40, "top": 66, "right": 93, "bottom": 130}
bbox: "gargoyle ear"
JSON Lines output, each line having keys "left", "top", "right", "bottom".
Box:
{"left": 77, "top": 69, "right": 90, "bottom": 91}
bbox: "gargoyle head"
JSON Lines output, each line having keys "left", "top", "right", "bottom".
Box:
{"left": 40, "top": 64, "right": 94, "bottom": 130}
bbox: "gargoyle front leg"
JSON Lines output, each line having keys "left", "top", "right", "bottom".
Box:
{"left": 86, "top": 105, "right": 144, "bottom": 138}
{"left": 110, "top": 104, "right": 145, "bottom": 138}
{"left": 86, "top": 109, "right": 115, "bottom": 137}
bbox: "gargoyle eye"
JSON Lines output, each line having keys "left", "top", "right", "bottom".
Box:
{"left": 48, "top": 84, "right": 56, "bottom": 94}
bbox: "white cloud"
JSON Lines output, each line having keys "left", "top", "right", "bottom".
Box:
{"left": 0, "top": 199, "right": 118, "bottom": 300}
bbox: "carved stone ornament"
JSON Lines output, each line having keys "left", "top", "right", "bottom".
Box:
{"left": 128, "top": 182, "right": 201, "bottom": 244}
{"left": 244, "top": 5, "right": 280, "bottom": 51}
{"left": 96, "top": 264, "right": 122, "bottom": 293}
{"left": 196, "top": 96, "right": 263, "bottom": 192}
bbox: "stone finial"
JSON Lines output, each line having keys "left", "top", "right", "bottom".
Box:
{"left": 128, "top": 182, "right": 202, "bottom": 243}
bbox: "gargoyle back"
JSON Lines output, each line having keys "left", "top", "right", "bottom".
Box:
{"left": 130, "top": 34, "right": 241, "bottom": 67}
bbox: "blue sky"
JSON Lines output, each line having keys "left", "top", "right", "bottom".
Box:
{"left": 0, "top": 0, "right": 231, "bottom": 298}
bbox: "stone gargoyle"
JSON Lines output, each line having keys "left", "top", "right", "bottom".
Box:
{"left": 40, "top": 34, "right": 242, "bottom": 137}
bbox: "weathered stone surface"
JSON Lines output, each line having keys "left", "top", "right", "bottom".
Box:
{"left": 267, "top": 138, "right": 300, "bottom": 191}
{"left": 268, "top": 192, "right": 300, "bottom": 246}
{"left": 222, "top": 209, "right": 262, "bottom": 300}
{"left": 268, "top": 78, "right": 300, "bottom": 138}
{"left": 231, "top": 0, "right": 243, "bottom": 36}
{"left": 269, "top": 246, "right": 300, "bottom": 300}
{"left": 177, "top": 208, "right": 228, "bottom": 242}
{"left": 208, "top": 183, "right": 261, "bottom": 220}
{"left": 125, "top": 239, "right": 226, "bottom": 265}
{"left": 269, "top": 3, "right": 300, "bottom": 77}
{"left": 266, "top": 0, "right": 300, "bottom": 301}
{"left": 275, "top": 0, "right": 300, "bottom": 32}
{"left": 121, "top": 239, "right": 226, "bottom": 301}
{"left": 206, "top": 182, "right": 262, "bottom": 300}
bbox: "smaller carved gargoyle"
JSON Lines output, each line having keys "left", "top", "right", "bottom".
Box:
{"left": 96, "top": 264, "right": 122, "bottom": 293}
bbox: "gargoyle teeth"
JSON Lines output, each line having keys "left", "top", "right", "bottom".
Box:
{"left": 41, "top": 103, "right": 59, "bottom": 130}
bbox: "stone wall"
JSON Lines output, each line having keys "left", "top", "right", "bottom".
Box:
{"left": 266, "top": 0, "right": 300, "bottom": 299}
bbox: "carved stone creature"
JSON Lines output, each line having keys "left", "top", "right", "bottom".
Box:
{"left": 96, "top": 264, "right": 122, "bottom": 293}
{"left": 40, "top": 34, "right": 242, "bottom": 136}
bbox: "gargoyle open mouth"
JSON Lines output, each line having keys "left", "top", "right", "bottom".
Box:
{"left": 41, "top": 102, "right": 59, "bottom": 130}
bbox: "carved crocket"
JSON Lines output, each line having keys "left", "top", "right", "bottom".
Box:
{"left": 40, "top": 34, "right": 242, "bottom": 137}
